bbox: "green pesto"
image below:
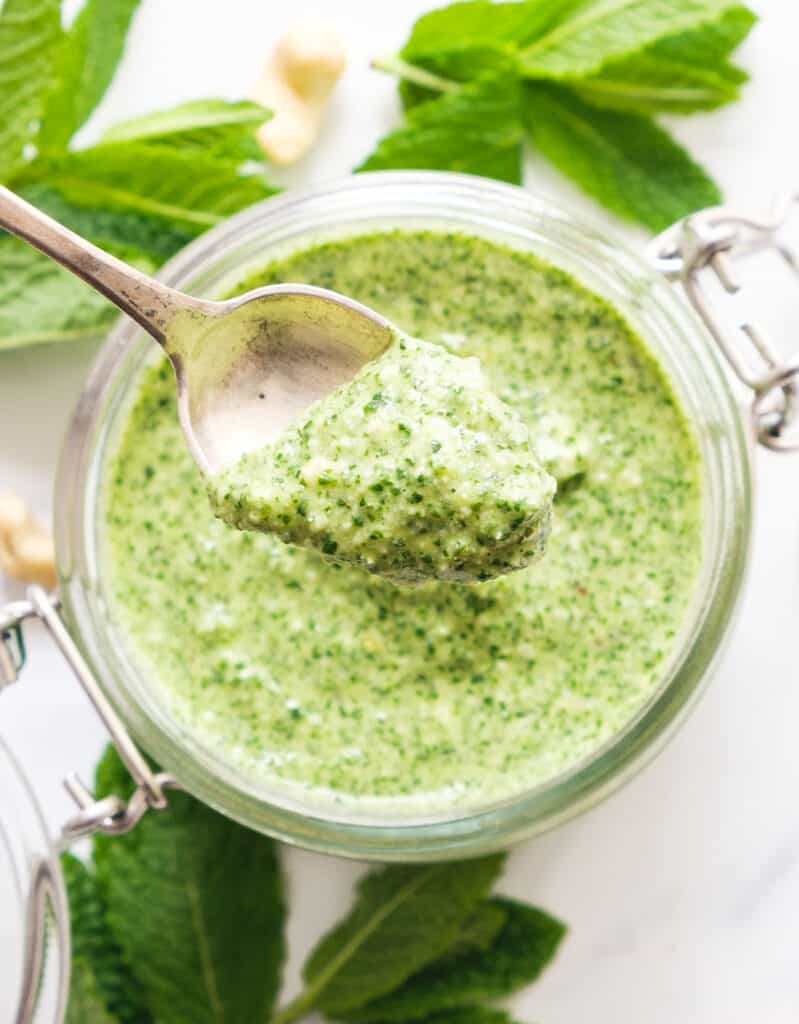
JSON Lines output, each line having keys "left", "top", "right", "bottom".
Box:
{"left": 208, "top": 333, "right": 556, "bottom": 584}
{"left": 102, "top": 230, "right": 703, "bottom": 812}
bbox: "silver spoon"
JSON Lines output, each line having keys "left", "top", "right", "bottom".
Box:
{"left": 0, "top": 185, "right": 394, "bottom": 473}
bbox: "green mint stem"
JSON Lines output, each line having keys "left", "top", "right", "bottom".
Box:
{"left": 371, "top": 54, "right": 458, "bottom": 94}
{"left": 270, "top": 991, "right": 316, "bottom": 1024}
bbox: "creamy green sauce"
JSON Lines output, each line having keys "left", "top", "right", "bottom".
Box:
{"left": 209, "top": 333, "right": 555, "bottom": 584}
{"left": 103, "top": 230, "right": 702, "bottom": 813}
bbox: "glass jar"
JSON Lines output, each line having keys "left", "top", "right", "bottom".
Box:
{"left": 0, "top": 736, "right": 69, "bottom": 1024}
{"left": 32, "top": 173, "right": 754, "bottom": 859}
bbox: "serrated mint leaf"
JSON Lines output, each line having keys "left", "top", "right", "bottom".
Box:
{"left": 39, "top": 0, "right": 141, "bottom": 150}
{"left": 518, "top": 0, "right": 742, "bottom": 78}
{"left": 17, "top": 142, "right": 278, "bottom": 231}
{"left": 358, "top": 71, "right": 523, "bottom": 183}
{"left": 97, "top": 783, "right": 285, "bottom": 1024}
{"left": 101, "top": 99, "right": 269, "bottom": 162}
{"left": 62, "top": 853, "right": 152, "bottom": 1024}
{"left": 65, "top": 959, "right": 117, "bottom": 1024}
{"left": 0, "top": 0, "right": 62, "bottom": 180}
{"left": 340, "top": 897, "right": 566, "bottom": 1024}
{"left": 293, "top": 856, "right": 505, "bottom": 1018}
{"left": 523, "top": 81, "right": 721, "bottom": 230}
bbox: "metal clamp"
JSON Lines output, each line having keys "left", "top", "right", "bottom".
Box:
{"left": 1, "top": 586, "right": 178, "bottom": 841}
{"left": 649, "top": 193, "right": 799, "bottom": 452}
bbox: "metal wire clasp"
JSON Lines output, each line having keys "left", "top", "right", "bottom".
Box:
{"left": 1, "top": 586, "right": 178, "bottom": 842}
{"left": 649, "top": 194, "right": 799, "bottom": 452}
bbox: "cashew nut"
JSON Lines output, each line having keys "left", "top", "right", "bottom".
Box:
{"left": 252, "top": 21, "right": 346, "bottom": 165}
{"left": 0, "top": 494, "right": 56, "bottom": 588}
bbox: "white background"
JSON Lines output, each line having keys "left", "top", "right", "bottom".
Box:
{"left": 2, "top": 1, "right": 798, "bottom": 1021}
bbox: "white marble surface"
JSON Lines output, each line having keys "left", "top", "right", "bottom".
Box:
{"left": 2, "top": 1, "right": 799, "bottom": 1021}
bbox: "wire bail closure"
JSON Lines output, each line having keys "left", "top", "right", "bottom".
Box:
{"left": 649, "top": 194, "right": 799, "bottom": 452}
{"left": 1, "top": 586, "right": 177, "bottom": 841}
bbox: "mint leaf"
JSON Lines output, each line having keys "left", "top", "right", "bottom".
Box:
{"left": 18, "top": 142, "right": 278, "bottom": 231}
{"left": 652, "top": 4, "right": 756, "bottom": 67}
{"left": 572, "top": 5, "right": 756, "bottom": 113}
{"left": 518, "top": 0, "right": 742, "bottom": 78}
{"left": 65, "top": 959, "right": 117, "bottom": 1024}
{"left": 62, "top": 853, "right": 152, "bottom": 1024}
{"left": 358, "top": 71, "right": 523, "bottom": 183}
{"left": 340, "top": 897, "right": 566, "bottom": 1024}
{"left": 523, "top": 82, "right": 721, "bottom": 230}
{"left": 39, "top": 0, "right": 141, "bottom": 150}
{"left": 101, "top": 98, "right": 269, "bottom": 162}
{"left": 0, "top": 235, "right": 126, "bottom": 350}
{"left": 287, "top": 856, "right": 505, "bottom": 1019}
{"left": 0, "top": 0, "right": 62, "bottom": 180}
{"left": 96, "top": 781, "right": 285, "bottom": 1024}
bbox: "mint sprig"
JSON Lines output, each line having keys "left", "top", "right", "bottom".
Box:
{"left": 63, "top": 747, "right": 566, "bottom": 1024}
{"left": 0, "top": 0, "right": 278, "bottom": 353}
{"left": 368, "top": 0, "right": 756, "bottom": 229}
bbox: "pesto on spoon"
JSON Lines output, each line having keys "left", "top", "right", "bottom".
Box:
{"left": 208, "top": 333, "right": 556, "bottom": 584}
{"left": 0, "top": 186, "right": 554, "bottom": 584}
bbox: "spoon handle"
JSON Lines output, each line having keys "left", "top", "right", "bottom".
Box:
{"left": 0, "top": 184, "right": 208, "bottom": 344}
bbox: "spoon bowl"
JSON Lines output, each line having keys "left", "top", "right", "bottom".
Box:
{"left": 162, "top": 285, "right": 393, "bottom": 473}
{"left": 0, "top": 186, "right": 394, "bottom": 475}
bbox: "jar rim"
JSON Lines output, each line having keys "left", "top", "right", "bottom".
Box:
{"left": 54, "top": 171, "right": 753, "bottom": 859}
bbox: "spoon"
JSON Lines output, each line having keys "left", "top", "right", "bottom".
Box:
{"left": 0, "top": 185, "right": 394, "bottom": 473}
